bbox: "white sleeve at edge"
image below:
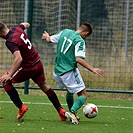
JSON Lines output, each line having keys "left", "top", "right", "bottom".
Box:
{"left": 50, "top": 31, "right": 63, "bottom": 43}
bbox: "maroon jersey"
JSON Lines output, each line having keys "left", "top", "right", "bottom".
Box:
{"left": 5, "top": 24, "right": 40, "bottom": 67}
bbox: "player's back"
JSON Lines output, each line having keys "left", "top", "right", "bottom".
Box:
{"left": 58, "top": 29, "right": 79, "bottom": 43}
{"left": 54, "top": 29, "right": 83, "bottom": 76}
{"left": 57, "top": 29, "right": 80, "bottom": 53}
{"left": 6, "top": 25, "right": 40, "bottom": 67}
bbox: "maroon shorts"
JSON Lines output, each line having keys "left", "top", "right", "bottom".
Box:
{"left": 12, "top": 61, "right": 46, "bottom": 85}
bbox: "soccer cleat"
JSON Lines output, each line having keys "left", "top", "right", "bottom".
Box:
{"left": 58, "top": 108, "right": 67, "bottom": 121}
{"left": 70, "top": 115, "right": 80, "bottom": 122}
{"left": 71, "top": 115, "right": 80, "bottom": 124}
{"left": 76, "top": 115, "right": 80, "bottom": 121}
{"left": 17, "top": 104, "right": 28, "bottom": 119}
{"left": 65, "top": 111, "right": 79, "bottom": 124}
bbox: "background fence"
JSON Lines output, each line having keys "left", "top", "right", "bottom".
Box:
{"left": 0, "top": 0, "right": 133, "bottom": 93}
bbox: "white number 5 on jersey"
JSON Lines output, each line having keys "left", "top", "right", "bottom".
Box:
{"left": 20, "top": 33, "right": 32, "bottom": 49}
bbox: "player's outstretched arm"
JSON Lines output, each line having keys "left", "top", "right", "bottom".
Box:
{"left": 20, "top": 22, "right": 30, "bottom": 29}
{"left": 76, "top": 57, "right": 104, "bottom": 76}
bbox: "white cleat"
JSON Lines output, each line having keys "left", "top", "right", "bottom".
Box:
{"left": 65, "top": 112, "right": 79, "bottom": 125}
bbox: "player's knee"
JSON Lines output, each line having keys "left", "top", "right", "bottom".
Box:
{"left": 38, "top": 81, "right": 50, "bottom": 92}
{"left": 77, "top": 88, "right": 87, "bottom": 99}
{"left": 3, "top": 82, "right": 14, "bottom": 92}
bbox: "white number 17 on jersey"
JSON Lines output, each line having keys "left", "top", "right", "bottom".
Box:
{"left": 61, "top": 36, "right": 72, "bottom": 54}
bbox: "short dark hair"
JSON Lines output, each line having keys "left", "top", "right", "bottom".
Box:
{"left": 83, "top": 22, "right": 92, "bottom": 35}
{"left": 80, "top": 22, "right": 93, "bottom": 36}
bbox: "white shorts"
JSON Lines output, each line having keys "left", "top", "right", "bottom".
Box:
{"left": 53, "top": 68, "right": 85, "bottom": 94}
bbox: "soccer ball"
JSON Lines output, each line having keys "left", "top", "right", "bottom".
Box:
{"left": 83, "top": 103, "right": 98, "bottom": 118}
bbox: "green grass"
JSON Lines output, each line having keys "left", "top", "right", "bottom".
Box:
{"left": 0, "top": 93, "right": 133, "bottom": 133}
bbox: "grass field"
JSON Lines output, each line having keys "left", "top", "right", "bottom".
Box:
{"left": 0, "top": 93, "right": 132, "bottom": 133}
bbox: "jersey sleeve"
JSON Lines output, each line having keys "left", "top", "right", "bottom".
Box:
{"left": 6, "top": 41, "right": 19, "bottom": 54}
{"left": 50, "top": 31, "right": 63, "bottom": 43}
{"left": 19, "top": 24, "right": 25, "bottom": 30}
{"left": 75, "top": 41, "right": 85, "bottom": 59}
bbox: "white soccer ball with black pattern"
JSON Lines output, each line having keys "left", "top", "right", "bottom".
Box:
{"left": 83, "top": 103, "right": 98, "bottom": 118}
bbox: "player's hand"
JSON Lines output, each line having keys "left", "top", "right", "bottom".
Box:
{"left": 42, "top": 31, "right": 49, "bottom": 40}
{"left": 0, "top": 74, "right": 11, "bottom": 83}
{"left": 92, "top": 68, "right": 104, "bottom": 76}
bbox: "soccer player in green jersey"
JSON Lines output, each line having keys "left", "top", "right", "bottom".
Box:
{"left": 42, "top": 22, "right": 104, "bottom": 124}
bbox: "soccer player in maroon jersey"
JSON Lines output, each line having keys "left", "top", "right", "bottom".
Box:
{"left": 0, "top": 21, "right": 74, "bottom": 121}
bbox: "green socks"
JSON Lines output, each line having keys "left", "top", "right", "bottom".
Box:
{"left": 70, "top": 96, "right": 86, "bottom": 113}
{"left": 66, "top": 92, "right": 74, "bottom": 111}
{"left": 66, "top": 92, "right": 86, "bottom": 113}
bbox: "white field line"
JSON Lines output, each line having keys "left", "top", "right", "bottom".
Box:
{"left": 0, "top": 100, "right": 133, "bottom": 109}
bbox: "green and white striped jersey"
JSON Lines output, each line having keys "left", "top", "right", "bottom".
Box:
{"left": 50, "top": 29, "right": 86, "bottom": 76}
